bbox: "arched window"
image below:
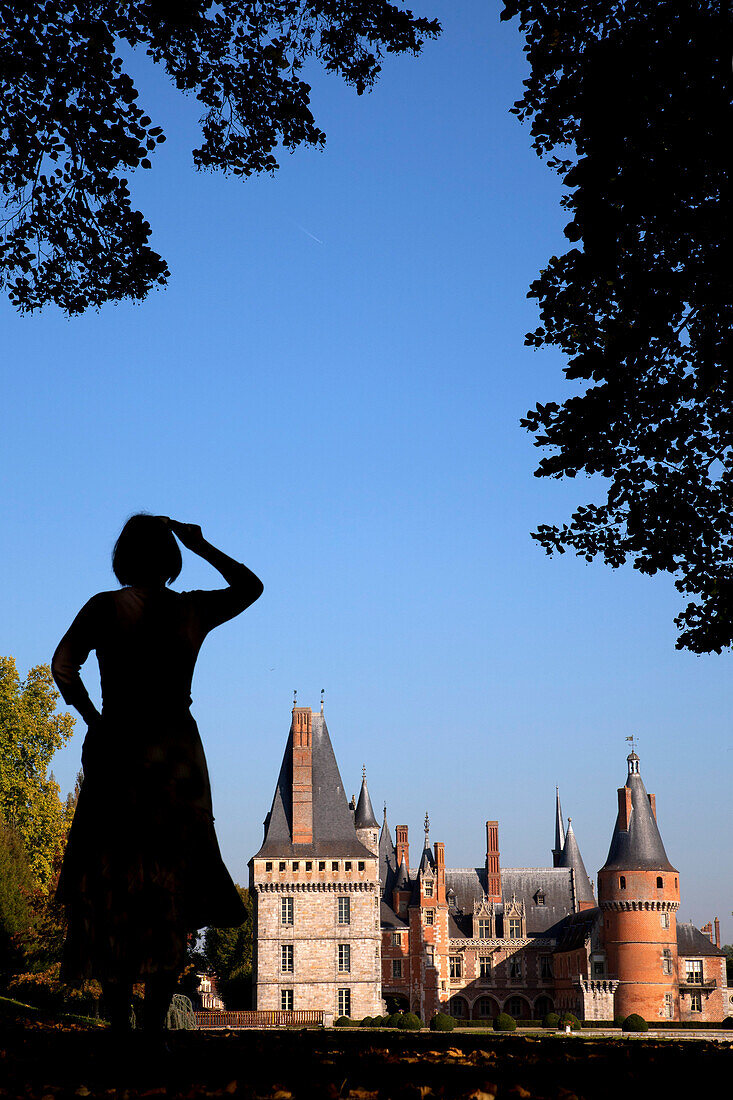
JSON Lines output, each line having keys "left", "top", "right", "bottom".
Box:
{"left": 656, "top": 876, "right": 663, "bottom": 889}
{"left": 619, "top": 876, "right": 626, "bottom": 890}
{"left": 449, "top": 997, "right": 468, "bottom": 1018}
{"left": 474, "top": 996, "right": 496, "bottom": 1018}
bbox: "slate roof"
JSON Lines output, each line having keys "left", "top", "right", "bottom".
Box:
{"left": 380, "top": 900, "right": 408, "bottom": 930}
{"left": 554, "top": 907, "right": 601, "bottom": 952}
{"left": 556, "top": 820, "right": 595, "bottom": 905}
{"left": 355, "top": 775, "right": 379, "bottom": 829}
{"left": 600, "top": 759, "right": 677, "bottom": 873}
{"left": 444, "top": 867, "right": 575, "bottom": 937}
{"left": 253, "top": 713, "right": 373, "bottom": 859}
{"left": 677, "top": 921, "right": 725, "bottom": 958}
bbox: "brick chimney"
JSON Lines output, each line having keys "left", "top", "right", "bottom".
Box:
{"left": 648, "top": 792, "right": 657, "bottom": 821}
{"left": 486, "top": 821, "right": 501, "bottom": 901}
{"left": 396, "top": 825, "right": 409, "bottom": 871}
{"left": 434, "top": 841, "right": 446, "bottom": 904}
{"left": 617, "top": 786, "right": 633, "bottom": 831}
{"left": 291, "top": 706, "right": 313, "bottom": 844}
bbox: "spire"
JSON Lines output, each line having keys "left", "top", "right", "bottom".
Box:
{"left": 354, "top": 767, "right": 379, "bottom": 829}
{"left": 395, "top": 854, "right": 410, "bottom": 890}
{"left": 557, "top": 817, "right": 596, "bottom": 907}
{"left": 600, "top": 751, "right": 677, "bottom": 873}
{"left": 419, "top": 813, "right": 434, "bottom": 873}
{"left": 379, "top": 804, "right": 397, "bottom": 893}
{"left": 552, "top": 787, "right": 565, "bottom": 867}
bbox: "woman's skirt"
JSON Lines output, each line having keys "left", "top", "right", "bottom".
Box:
{"left": 57, "top": 710, "right": 245, "bottom": 982}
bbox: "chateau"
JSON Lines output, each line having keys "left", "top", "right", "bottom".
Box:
{"left": 248, "top": 703, "right": 731, "bottom": 1025}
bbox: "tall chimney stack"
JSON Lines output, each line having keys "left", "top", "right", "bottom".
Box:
{"left": 291, "top": 706, "right": 313, "bottom": 844}
{"left": 486, "top": 821, "right": 501, "bottom": 901}
{"left": 395, "top": 825, "right": 409, "bottom": 871}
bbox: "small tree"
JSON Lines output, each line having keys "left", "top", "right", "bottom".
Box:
{"left": 0, "top": 658, "right": 74, "bottom": 887}
{"left": 197, "top": 885, "right": 253, "bottom": 1009}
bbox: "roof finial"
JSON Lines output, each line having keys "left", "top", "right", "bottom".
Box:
{"left": 320, "top": 688, "right": 324, "bottom": 714}
{"left": 362, "top": 763, "right": 367, "bottom": 781}
{"left": 626, "top": 735, "right": 640, "bottom": 774}
{"left": 424, "top": 811, "right": 430, "bottom": 847}
{"left": 293, "top": 689, "right": 297, "bottom": 710}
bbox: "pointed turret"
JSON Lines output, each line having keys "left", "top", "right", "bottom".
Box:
{"left": 557, "top": 818, "right": 595, "bottom": 909}
{"left": 354, "top": 766, "right": 379, "bottom": 855}
{"left": 552, "top": 787, "right": 566, "bottom": 867}
{"left": 600, "top": 751, "right": 677, "bottom": 873}
{"left": 379, "top": 804, "right": 398, "bottom": 895}
{"left": 354, "top": 768, "right": 379, "bottom": 829}
{"left": 597, "top": 751, "right": 680, "bottom": 1021}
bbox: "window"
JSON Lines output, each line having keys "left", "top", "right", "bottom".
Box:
{"left": 535, "top": 890, "right": 545, "bottom": 906}
{"left": 345, "top": 861, "right": 352, "bottom": 871}
{"left": 337, "top": 988, "right": 351, "bottom": 1017}
{"left": 508, "top": 918, "right": 522, "bottom": 939}
{"left": 358, "top": 861, "right": 365, "bottom": 872}
{"left": 279, "top": 862, "right": 286, "bottom": 872}
{"left": 426, "top": 945, "right": 435, "bottom": 966}
{"left": 424, "top": 882, "right": 434, "bottom": 897}
{"left": 392, "top": 959, "right": 402, "bottom": 979}
{"left": 619, "top": 876, "right": 626, "bottom": 890}
{"left": 509, "top": 956, "right": 523, "bottom": 981}
{"left": 281, "top": 897, "right": 294, "bottom": 925}
{"left": 338, "top": 897, "right": 351, "bottom": 925}
{"left": 305, "top": 861, "right": 312, "bottom": 871}
{"left": 332, "top": 861, "right": 339, "bottom": 871}
{"left": 506, "top": 996, "right": 525, "bottom": 1019}
{"left": 662, "top": 949, "right": 673, "bottom": 975}
{"left": 593, "top": 960, "right": 605, "bottom": 977}
{"left": 449, "top": 956, "right": 462, "bottom": 979}
{"left": 685, "top": 960, "right": 703, "bottom": 984}
{"left": 265, "top": 861, "right": 272, "bottom": 872}
{"left": 319, "top": 861, "right": 326, "bottom": 871}
{"left": 476, "top": 997, "right": 494, "bottom": 1018}
{"left": 292, "top": 861, "right": 299, "bottom": 871}
{"left": 661, "top": 912, "right": 670, "bottom": 929}
{"left": 663, "top": 993, "right": 673, "bottom": 1017}
{"left": 477, "top": 919, "right": 491, "bottom": 938}
{"left": 690, "top": 991, "right": 702, "bottom": 1012}
{"left": 539, "top": 956, "right": 553, "bottom": 980}
{"left": 392, "top": 932, "right": 402, "bottom": 947}
{"left": 449, "top": 997, "right": 466, "bottom": 1018}
{"left": 281, "top": 989, "right": 293, "bottom": 1010}
{"left": 656, "top": 876, "right": 663, "bottom": 889}
{"left": 338, "top": 944, "right": 351, "bottom": 973}
{"left": 281, "top": 945, "right": 294, "bottom": 973}
{"left": 425, "top": 909, "right": 435, "bottom": 926}
{"left": 479, "top": 956, "right": 492, "bottom": 979}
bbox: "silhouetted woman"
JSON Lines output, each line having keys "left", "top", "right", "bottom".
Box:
{"left": 52, "top": 515, "right": 263, "bottom": 1030}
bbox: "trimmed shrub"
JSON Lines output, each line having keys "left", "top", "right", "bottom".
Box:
{"left": 359, "top": 1016, "right": 374, "bottom": 1027}
{"left": 398, "top": 1012, "right": 423, "bottom": 1030}
{"left": 493, "top": 1012, "right": 517, "bottom": 1032}
{"left": 543, "top": 1012, "right": 560, "bottom": 1029}
{"left": 430, "top": 1012, "right": 456, "bottom": 1032}
{"left": 385, "top": 1012, "right": 403, "bottom": 1028}
{"left": 558, "top": 1012, "right": 581, "bottom": 1031}
{"left": 622, "top": 1013, "right": 649, "bottom": 1033}
{"left": 334, "top": 1015, "right": 354, "bottom": 1027}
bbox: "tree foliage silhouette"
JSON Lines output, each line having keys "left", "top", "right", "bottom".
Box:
{"left": 0, "top": 0, "right": 440, "bottom": 315}
{"left": 503, "top": 0, "right": 732, "bottom": 652}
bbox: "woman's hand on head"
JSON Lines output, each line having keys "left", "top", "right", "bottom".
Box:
{"left": 168, "top": 520, "right": 206, "bottom": 552}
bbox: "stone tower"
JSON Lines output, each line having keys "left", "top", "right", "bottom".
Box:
{"left": 249, "top": 703, "right": 383, "bottom": 1021}
{"left": 597, "top": 751, "right": 680, "bottom": 1021}
{"left": 354, "top": 769, "right": 380, "bottom": 856}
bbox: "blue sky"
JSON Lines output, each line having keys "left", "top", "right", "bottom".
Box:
{"left": 3, "top": 1, "right": 731, "bottom": 942}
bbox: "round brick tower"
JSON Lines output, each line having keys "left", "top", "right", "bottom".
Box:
{"left": 597, "top": 752, "right": 680, "bottom": 1022}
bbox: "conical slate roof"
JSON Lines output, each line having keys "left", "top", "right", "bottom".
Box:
{"left": 379, "top": 807, "right": 398, "bottom": 893}
{"left": 354, "top": 773, "right": 379, "bottom": 829}
{"left": 394, "top": 855, "right": 410, "bottom": 890}
{"left": 254, "top": 712, "right": 373, "bottom": 859}
{"left": 600, "top": 755, "right": 677, "bottom": 873}
{"left": 557, "top": 819, "right": 595, "bottom": 906}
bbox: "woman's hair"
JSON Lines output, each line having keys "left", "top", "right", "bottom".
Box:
{"left": 112, "top": 514, "right": 182, "bottom": 586}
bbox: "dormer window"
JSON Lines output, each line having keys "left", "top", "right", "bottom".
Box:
{"left": 534, "top": 890, "right": 546, "bottom": 906}
{"left": 424, "top": 882, "right": 434, "bottom": 897}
